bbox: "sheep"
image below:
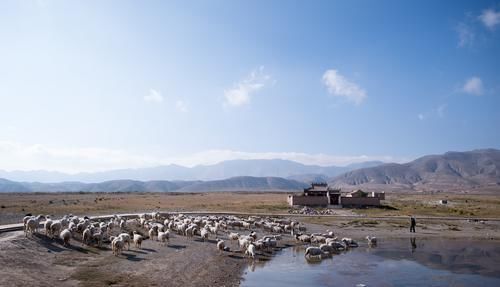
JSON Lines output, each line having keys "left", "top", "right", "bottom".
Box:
{"left": 304, "top": 246, "right": 324, "bottom": 261}
{"left": 319, "top": 243, "right": 335, "bottom": 254}
{"left": 50, "top": 221, "right": 63, "bottom": 239}
{"left": 157, "top": 230, "right": 170, "bottom": 246}
{"left": 295, "top": 234, "right": 311, "bottom": 243}
{"left": 366, "top": 236, "right": 377, "bottom": 246}
{"left": 342, "top": 238, "right": 358, "bottom": 248}
{"left": 25, "top": 215, "right": 46, "bottom": 237}
{"left": 118, "top": 233, "right": 131, "bottom": 250}
{"left": 200, "top": 228, "right": 209, "bottom": 242}
{"left": 59, "top": 228, "right": 72, "bottom": 246}
{"left": 149, "top": 226, "right": 158, "bottom": 241}
{"left": 82, "top": 227, "right": 93, "bottom": 246}
{"left": 245, "top": 243, "right": 256, "bottom": 259}
{"left": 311, "top": 235, "right": 327, "bottom": 244}
{"left": 111, "top": 237, "right": 125, "bottom": 256}
{"left": 216, "top": 239, "right": 225, "bottom": 254}
{"left": 92, "top": 231, "right": 103, "bottom": 247}
{"left": 133, "top": 231, "right": 144, "bottom": 249}
{"left": 44, "top": 218, "right": 53, "bottom": 237}
{"left": 228, "top": 232, "right": 239, "bottom": 246}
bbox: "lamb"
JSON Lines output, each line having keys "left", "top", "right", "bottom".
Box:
{"left": 366, "top": 236, "right": 377, "bottom": 246}
{"left": 59, "top": 228, "right": 72, "bottom": 246}
{"left": 133, "top": 231, "right": 144, "bottom": 249}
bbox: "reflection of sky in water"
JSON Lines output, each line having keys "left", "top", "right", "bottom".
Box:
{"left": 242, "top": 239, "right": 500, "bottom": 287}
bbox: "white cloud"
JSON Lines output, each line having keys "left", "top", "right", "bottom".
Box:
{"left": 144, "top": 89, "right": 164, "bottom": 103}
{"left": 417, "top": 114, "right": 425, "bottom": 120}
{"left": 224, "top": 66, "right": 271, "bottom": 107}
{"left": 175, "top": 100, "right": 188, "bottom": 113}
{"left": 0, "top": 141, "right": 404, "bottom": 173}
{"left": 322, "top": 69, "right": 366, "bottom": 105}
{"left": 456, "top": 23, "right": 474, "bottom": 47}
{"left": 462, "top": 76, "right": 483, "bottom": 96}
{"left": 479, "top": 9, "right": 500, "bottom": 29}
{"left": 0, "top": 141, "right": 163, "bottom": 173}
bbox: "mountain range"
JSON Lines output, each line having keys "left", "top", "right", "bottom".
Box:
{"left": 329, "top": 149, "right": 500, "bottom": 192}
{"left": 0, "top": 159, "right": 383, "bottom": 183}
{"left": 0, "top": 149, "right": 499, "bottom": 193}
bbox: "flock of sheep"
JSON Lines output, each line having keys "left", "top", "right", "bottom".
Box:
{"left": 22, "top": 212, "right": 377, "bottom": 263}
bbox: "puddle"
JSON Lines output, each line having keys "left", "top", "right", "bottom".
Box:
{"left": 242, "top": 238, "right": 500, "bottom": 287}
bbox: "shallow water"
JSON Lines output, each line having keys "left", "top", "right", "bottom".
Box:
{"left": 242, "top": 238, "right": 500, "bottom": 287}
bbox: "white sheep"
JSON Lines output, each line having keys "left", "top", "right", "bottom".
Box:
{"left": 245, "top": 243, "right": 256, "bottom": 259}
{"left": 50, "top": 221, "right": 62, "bottom": 239}
{"left": 111, "top": 237, "right": 125, "bottom": 256}
{"left": 118, "top": 233, "right": 131, "bottom": 250}
{"left": 200, "top": 228, "right": 209, "bottom": 241}
{"left": 25, "top": 215, "right": 45, "bottom": 237}
{"left": 216, "top": 239, "right": 225, "bottom": 254}
{"left": 59, "top": 228, "right": 72, "bottom": 246}
{"left": 133, "top": 231, "right": 144, "bottom": 249}
{"left": 157, "top": 230, "right": 170, "bottom": 246}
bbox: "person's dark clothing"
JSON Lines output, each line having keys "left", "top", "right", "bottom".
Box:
{"left": 410, "top": 217, "right": 416, "bottom": 233}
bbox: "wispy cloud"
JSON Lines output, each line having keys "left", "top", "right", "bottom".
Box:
{"left": 322, "top": 69, "right": 366, "bottom": 105}
{"left": 462, "top": 76, "right": 483, "bottom": 96}
{"left": 175, "top": 100, "right": 188, "bottom": 113}
{"left": 144, "top": 89, "right": 164, "bottom": 103}
{"left": 456, "top": 22, "right": 475, "bottom": 47}
{"left": 0, "top": 141, "right": 404, "bottom": 173}
{"left": 224, "top": 66, "right": 271, "bottom": 107}
{"left": 479, "top": 9, "right": 500, "bottom": 29}
{"left": 417, "top": 114, "right": 425, "bottom": 121}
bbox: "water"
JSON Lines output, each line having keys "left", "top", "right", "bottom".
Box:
{"left": 242, "top": 238, "right": 500, "bottom": 287}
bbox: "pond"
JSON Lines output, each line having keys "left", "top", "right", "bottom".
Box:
{"left": 242, "top": 238, "right": 500, "bottom": 287}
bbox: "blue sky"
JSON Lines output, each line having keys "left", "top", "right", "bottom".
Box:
{"left": 0, "top": 0, "right": 499, "bottom": 172}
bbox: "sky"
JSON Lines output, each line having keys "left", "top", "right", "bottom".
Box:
{"left": 0, "top": 0, "right": 499, "bottom": 173}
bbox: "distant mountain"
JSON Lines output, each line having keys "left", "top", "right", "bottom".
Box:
{"left": 0, "top": 177, "right": 306, "bottom": 193}
{"left": 330, "top": 149, "right": 500, "bottom": 192}
{"left": 0, "top": 159, "right": 384, "bottom": 183}
{"left": 177, "top": 176, "right": 308, "bottom": 192}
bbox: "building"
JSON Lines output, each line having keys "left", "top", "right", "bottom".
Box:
{"left": 287, "top": 183, "right": 385, "bottom": 207}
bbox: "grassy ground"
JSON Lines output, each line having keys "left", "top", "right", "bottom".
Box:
{"left": 1, "top": 191, "right": 499, "bottom": 225}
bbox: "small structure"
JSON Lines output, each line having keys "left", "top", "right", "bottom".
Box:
{"left": 287, "top": 183, "right": 385, "bottom": 208}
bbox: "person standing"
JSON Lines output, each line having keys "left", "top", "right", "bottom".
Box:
{"left": 410, "top": 215, "right": 416, "bottom": 233}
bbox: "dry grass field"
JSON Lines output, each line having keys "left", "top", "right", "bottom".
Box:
{"left": 1, "top": 191, "right": 500, "bottom": 225}
{"left": 0, "top": 192, "right": 290, "bottom": 225}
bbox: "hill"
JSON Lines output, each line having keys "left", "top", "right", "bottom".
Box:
{"left": 330, "top": 149, "right": 500, "bottom": 192}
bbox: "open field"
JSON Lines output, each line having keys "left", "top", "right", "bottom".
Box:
{"left": 1, "top": 191, "right": 500, "bottom": 225}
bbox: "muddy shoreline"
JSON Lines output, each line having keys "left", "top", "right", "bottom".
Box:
{"left": 1, "top": 215, "right": 499, "bottom": 287}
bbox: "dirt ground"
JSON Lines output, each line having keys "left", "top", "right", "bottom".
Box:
{"left": 1, "top": 214, "right": 500, "bottom": 287}
{"left": 2, "top": 191, "right": 500, "bottom": 226}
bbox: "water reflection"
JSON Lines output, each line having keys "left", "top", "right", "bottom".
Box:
{"left": 242, "top": 238, "right": 500, "bottom": 287}
{"left": 410, "top": 237, "right": 417, "bottom": 253}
